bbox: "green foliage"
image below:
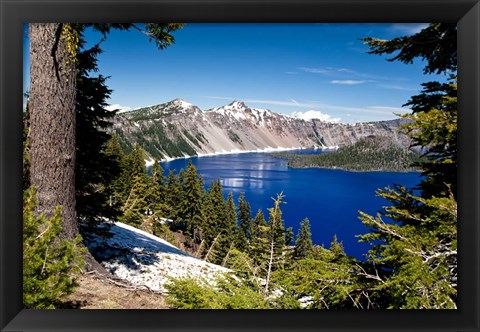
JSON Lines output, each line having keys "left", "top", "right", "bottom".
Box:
{"left": 276, "top": 136, "right": 422, "bottom": 172}
{"left": 329, "top": 234, "right": 348, "bottom": 263}
{"left": 236, "top": 192, "right": 252, "bottom": 252}
{"left": 163, "top": 170, "right": 185, "bottom": 222}
{"left": 267, "top": 193, "right": 286, "bottom": 260}
{"left": 264, "top": 193, "right": 288, "bottom": 294}
{"left": 115, "top": 120, "right": 197, "bottom": 160}
{"left": 75, "top": 37, "right": 121, "bottom": 221}
{"left": 358, "top": 187, "right": 457, "bottom": 308}
{"left": 165, "top": 245, "right": 365, "bottom": 309}
{"left": 400, "top": 79, "right": 457, "bottom": 198}
{"left": 146, "top": 160, "right": 169, "bottom": 215}
{"left": 294, "top": 218, "right": 313, "bottom": 259}
{"left": 203, "top": 179, "right": 226, "bottom": 244}
{"left": 153, "top": 223, "right": 183, "bottom": 249}
{"left": 363, "top": 23, "right": 457, "bottom": 198}
{"left": 113, "top": 144, "right": 149, "bottom": 206}
{"left": 284, "top": 226, "right": 294, "bottom": 247}
{"left": 180, "top": 161, "right": 205, "bottom": 241}
{"left": 23, "top": 187, "right": 85, "bottom": 309}
{"left": 249, "top": 209, "right": 270, "bottom": 267}
{"left": 119, "top": 175, "right": 149, "bottom": 227}
{"left": 227, "top": 130, "right": 242, "bottom": 144}
{"left": 127, "top": 144, "right": 149, "bottom": 181}
{"left": 87, "top": 23, "right": 184, "bottom": 50}
{"left": 142, "top": 23, "right": 185, "bottom": 50}
{"left": 358, "top": 23, "right": 458, "bottom": 309}
{"left": 271, "top": 252, "right": 365, "bottom": 309}
{"left": 165, "top": 275, "right": 269, "bottom": 309}
{"left": 362, "top": 23, "right": 456, "bottom": 75}
{"left": 201, "top": 180, "right": 237, "bottom": 264}
{"left": 225, "top": 192, "right": 238, "bottom": 238}
{"left": 102, "top": 134, "right": 127, "bottom": 210}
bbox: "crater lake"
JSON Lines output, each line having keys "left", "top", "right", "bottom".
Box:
{"left": 157, "top": 150, "right": 422, "bottom": 260}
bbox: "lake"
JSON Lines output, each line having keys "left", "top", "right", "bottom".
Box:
{"left": 158, "top": 150, "right": 422, "bottom": 260}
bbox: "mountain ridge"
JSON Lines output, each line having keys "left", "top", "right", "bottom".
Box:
{"left": 112, "top": 99, "right": 412, "bottom": 161}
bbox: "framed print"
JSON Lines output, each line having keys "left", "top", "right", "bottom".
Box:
{"left": 1, "top": 0, "right": 479, "bottom": 331}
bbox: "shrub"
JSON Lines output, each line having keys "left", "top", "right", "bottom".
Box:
{"left": 23, "top": 187, "right": 85, "bottom": 309}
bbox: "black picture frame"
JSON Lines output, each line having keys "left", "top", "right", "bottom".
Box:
{"left": 1, "top": 0, "right": 479, "bottom": 331}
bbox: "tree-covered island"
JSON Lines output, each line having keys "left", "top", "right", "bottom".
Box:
{"left": 274, "top": 135, "right": 423, "bottom": 172}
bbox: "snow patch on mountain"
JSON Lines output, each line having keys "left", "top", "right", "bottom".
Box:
{"left": 84, "top": 221, "right": 232, "bottom": 293}
{"left": 172, "top": 98, "right": 194, "bottom": 110}
{"left": 116, "top": 99, "right": 411, "bottom": 164}
{"left": 106, "top": 104, "right": 133, "bottom": 113}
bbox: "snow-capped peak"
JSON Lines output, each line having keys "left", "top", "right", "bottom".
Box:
{"left": 171, "top": 98, "right": 194, "bottom": 109}
{"left": 210, "top": 101, "right": 250, "bottom": 120}
{"left": 227, "top": 100, "right": 247, "bottom": 110}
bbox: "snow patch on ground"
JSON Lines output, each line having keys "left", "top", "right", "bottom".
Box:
{"left": 85, "top": 221, "right": 231, "bottom": 293}
{"left": 145, "top": 158, "right": 155, "bottom": 167}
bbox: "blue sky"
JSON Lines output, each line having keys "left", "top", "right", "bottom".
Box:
{"left": 24, "top": 23, "right": 448, "bottom": 123}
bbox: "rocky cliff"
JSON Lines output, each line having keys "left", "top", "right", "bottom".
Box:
{"left": 112, "top": 99, "right": 411, "bottom": 160}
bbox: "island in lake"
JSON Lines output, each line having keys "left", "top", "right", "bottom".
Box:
{"left": 274, "top": 136, "right": 423, "bottom": 172}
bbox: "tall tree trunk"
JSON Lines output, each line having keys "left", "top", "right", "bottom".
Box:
{"left": 29, "top": 23, "right": 77, "bottom": 241}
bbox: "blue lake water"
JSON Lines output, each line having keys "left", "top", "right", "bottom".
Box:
{"left": 158, "top": 150, "right": 422, "bottom": 260}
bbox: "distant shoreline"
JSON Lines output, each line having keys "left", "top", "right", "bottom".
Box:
{"left": 285, "top": 164, "right": 421, "bottom": 173}
{"left": 144, "top": 145, "right": 339, "bottom": 167}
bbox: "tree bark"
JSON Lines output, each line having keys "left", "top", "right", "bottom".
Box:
{"left": 29, "top": 23, "right": 77, "bottom": 241}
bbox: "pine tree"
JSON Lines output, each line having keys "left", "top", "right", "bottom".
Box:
{"left": 358, "top": 188, "right": 457, "bottom": 308}
{"left": 119, "top": 175, "right": 149, "bottom": 227}
{"left": 164, "top": 170, "right": 183, "bottom": 222}
{"left": 103, "top": 134, "right": 127, "bottom": 210}
{"left": 181, "top": 161, "right": 205, "bottom": 242}
{"left": 236, "top": 192, "right": 252, "bottom": 252}
{"left": 147, "top": 160, "right": 167, "bottom": 215}
{"left": 329, "top": 234, "right": 348, "bottom": 263}
{"left": 401, "top": 80, "right": 457, "bottom": 198}
{"left": 219, "top": 192, "right": 238, "bottom": 262}
{"left": 250, "top": 209, "right": 269, "bottom": 266}
{"left": 128, "top": 144, "right": 148, "bottom": 181}
{"left": 359, "top": 23, "right": 458, "bottom": 309}
{"left": 285, "top": 226, "right": 294, "bottom": 247}
{"left": 204, "top": 179, "right": 226, "bottom": 245}
{"left": 265, "top": 193, "right": 286, "bottom": 294}
{"left": 294, "top": 218, "right": 313, "bottom": 259}
{"left": 201, "top": 181, "right": 238, "bottom": 264}
{"left": 75, "top": 38, "right": 121, "bottom": 221}
{"left": 268, "top": 194, "right": 286, "bottom": 258}
{"left": 114, "top": 144, "right": 149, "bottom": 207}
{"left": 363, "top": 23, "right": 457, "bottom": 198}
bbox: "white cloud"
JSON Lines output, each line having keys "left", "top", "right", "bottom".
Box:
{"left": 367, "top": 106, "right": 408, "bottom": 113}
{"left": 205, "top": 96, "right": 410, "bottom": 119}
{"left": 376, "top": 83, "right": 417, "bottom": 91}
{"left": 106, "top": 104, "right": 133, "bottom": 113}
{"left": 291, "top": 110, "right": 341, "bottom": 123}
{"left": 331, "top": 80, "right": 368, "bottom": 85}
{"left": 298, "top": 66, "right": 398, "bottom": 82}
{"left": 299, "top": 66, "right": 356, "bottom": 75}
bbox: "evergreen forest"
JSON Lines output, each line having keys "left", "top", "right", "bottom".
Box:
{"left": 21, "top": 23, "right": 458, "bottom": 310}
{"left": 274, "top": 136, "right": 423, "bottom": 172}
